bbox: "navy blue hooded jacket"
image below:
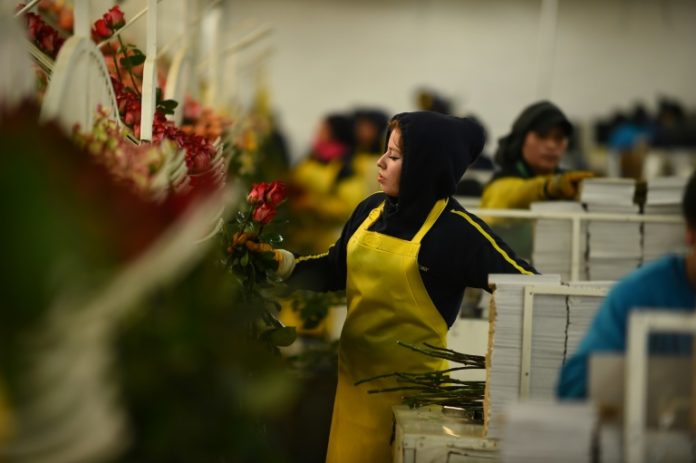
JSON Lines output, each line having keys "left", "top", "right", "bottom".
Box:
{"left": 289, "top": 111, "right": 536, "bottom": 327}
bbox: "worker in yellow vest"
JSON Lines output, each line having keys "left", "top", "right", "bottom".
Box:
{"left": 480, "top": 101, "right": 594, "bottom": 258}
{"left": 275, "top": 111, "right": 536, "bottom": 462}
{"left": 288, "top": 114, "right": 364, "bottom": 253}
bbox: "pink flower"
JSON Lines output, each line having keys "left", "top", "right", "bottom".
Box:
{"left": 265, "top": 181, "right": 287, "bottom": 207}
{"left": 91, "top": 18, "right": 112, "bottom": 41}
{"left": 104, "top": 6, "right": 125, "bottom": 30}
{"left": 252, "top": 202, "right": 276, "bottom": 225}
{"left": 247, "top": 182, "right": 269, "bottom": 205}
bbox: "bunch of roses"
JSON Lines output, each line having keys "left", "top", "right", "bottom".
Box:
{"left": 223, "top": 180, "right": 293, "bottom": 349}
{"left": 224, "top": 180, "right": 287, "bottom": 289}
{"left": 20, "top": 4, "right": 124, "bottom": 59}
{"left": 110, "top": 77, "right": 216, "bottom": 176}
{"left": 72, "top": 107, "right": 165, "bottom": 196}
{"left": 37, "top": 0, "right": 73, "bottom": 33}
{"left": 23, "top": 11, "right": 65, "bottom": 59}
{"left": 181, "top": 97, "right": 232, "bottom": 142}
{"left": 91, "top": 5, "right": 125, "bottom": 42}
{"left": 246, "top": 181, "right": 287, "bottom": 225}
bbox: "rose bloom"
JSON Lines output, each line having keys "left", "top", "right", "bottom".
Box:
{"left": 190, "top": 152, "right": 211, "bottom": 173}
{"left": 265, "top": 181, "right": 287, "bottom": 207}
{"left": 247, "top": 182, "right": 269, "bottom": 204}
{"left": 104, "top": 6, "right": 126, "bottom": 29}
{"left": 252, "top": 202, "right": 276, "bottom": 225}
{"left": 91, "top": 18, "right": 112, "bottom": 40}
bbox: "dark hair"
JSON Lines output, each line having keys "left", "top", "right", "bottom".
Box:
{"left": 494, "top": 101, "right": 572, "bottom": 167}
{"left": 386, "top": 118, "right": 402, "bottom": 150}
{"left": 354, "top": 109, "right": 389, "bottom": 153}
{"left": 683, "top": 169, "right": 696, "bottom": 226}
{"left": 325, "top": 114, "right": 355, "bottom": 148}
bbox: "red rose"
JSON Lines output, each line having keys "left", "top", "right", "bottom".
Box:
{"left": 91, "top": 18, "right": 113, "bottom": 41}
{"left": 40, "top": 31, "right": 55, "bottom": 55}
{"left": 191, "top": 152, "right": 211, "bottom": 173}
{"left": 247, "top": 182, "right": 269, "bottom": 205}
{"left": 26, "top": 14, "right": 40, "bottom": 41}
{"left": 265, "top": 181, "right": 287, "bottom": 207}
{"left": 104, "top": 6, "right": 125, "bottom": 30}
{"left": 252, "top": 202, "right": 276, "bottom": 225}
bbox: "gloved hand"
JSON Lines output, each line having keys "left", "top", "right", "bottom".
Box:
{"left": 545, "top": 171, "right": 595, "bottom": 200}
{"left": 230, "top": 232, "right": 295, "bottom": 279}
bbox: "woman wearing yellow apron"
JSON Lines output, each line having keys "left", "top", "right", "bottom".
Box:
{"left": 280, "top": 111, "right": 536, "bottom": 462}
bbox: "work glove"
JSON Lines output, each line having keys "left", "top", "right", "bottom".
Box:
{"left": 545, "top": 171, "right": 595, "bottom": 200}
{"left": 230, "top": 232, "right": 296, "bottom": 280}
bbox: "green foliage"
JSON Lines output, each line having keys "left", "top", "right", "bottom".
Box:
{"left": 289, "top": 290, "right": 346, "bottom": 330}
{"left": 118, "top": 50, "right": 145, "bottom": 68}
{"left": 115, "top": 250, "right": 299, "bottom": 462}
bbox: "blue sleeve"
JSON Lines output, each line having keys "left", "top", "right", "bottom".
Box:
{"left": 556, "top": 287, "right": 631, "bottom": 399}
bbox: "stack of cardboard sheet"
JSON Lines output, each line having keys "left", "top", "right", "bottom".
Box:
{"left": 486, "top": 275, "right": 608, "bottom": 438}
{"left": 485, "top": 274, "right": 561, "bottom": 438}
{"left": 581, "top": 179, "right": 641, "bottom": 280}
{"left": 531, "top": 201, "right": 587, "bottom": 281}
{"left": 501, "top": 401, "right": 597, "bottom": 463}
{"left": 643, "top": 177, "right": 688, "bottom": 263}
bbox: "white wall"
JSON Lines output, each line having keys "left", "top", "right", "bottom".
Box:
{"left": 221, "top": 0, "right": 696, "bottom": 162}
{"left": 10, "top": 0, "right": 694, "bottom": 160}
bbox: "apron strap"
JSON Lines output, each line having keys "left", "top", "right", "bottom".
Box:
{"left": 361, "top": 201, "right": 386, "bottom": 231}
{"left": 411, "top": 198, "right": 449, "bottom": 244}
{"left": 361, "top": 198, "right": 447, "bottom": 243}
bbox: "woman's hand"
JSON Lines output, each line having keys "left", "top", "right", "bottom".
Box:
{"left": 545, "top": 171, "right": 595, "bottom": 200}
{"left": 230, "top": 232, "right": 295, "bottom": 279}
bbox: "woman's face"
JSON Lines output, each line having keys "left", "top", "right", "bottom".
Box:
{"left": 376, "top": 128, "right": 403, "bottom": 197}
{"left": 521, "top": 127, "right": 569, "bottom": 175}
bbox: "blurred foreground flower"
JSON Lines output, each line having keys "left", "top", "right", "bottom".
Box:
{"left": 0, "top": 102, "right": 298, "bottom": 462}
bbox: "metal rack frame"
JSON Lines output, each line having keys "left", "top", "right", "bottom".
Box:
{"left": 519, "top": 284, "right": 610, "bottom": 398}
{"left": 466, "top": 207, "right": 682, "bottom": 281}
{"left": 624, "top": 311, "right": 696, "bottom": 463}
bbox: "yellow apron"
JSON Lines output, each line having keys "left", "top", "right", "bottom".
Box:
{"left": 326, "top": 198, "right": 450, "bottom": 463}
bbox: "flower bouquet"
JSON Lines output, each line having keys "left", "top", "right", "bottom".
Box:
{"left": 223, "top": 181, "right": 296, "bottom": 347}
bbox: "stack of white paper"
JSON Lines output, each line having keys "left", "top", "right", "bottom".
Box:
{"left": 486, "top": 274, "right": 562, "bottom": 438}
{"left": 643, "top": 177, "right": 688, "bottom": 263}
{"left": 565, "top": 282, "right": 613, "bottom": 358}
{"left": 529, "top": 293, "right": 567, "bottom": 398}
{"left": 501, "top": 401, "right": 597, "bottom": 463}
{"left": 487, "top": 276, "right": 610, "bottom": 438}
{"left": 581, "top": 179, "right": 641, "bottom": 280}
{"left": 531, "top": 201, "right": 587, "bottom": 281}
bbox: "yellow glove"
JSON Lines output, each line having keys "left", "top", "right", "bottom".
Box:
{"left": 245, "top": 240, "right": 295, "bottom": 278}
{"left": 230, "top": 231, "right": 253, "bottom": 248}
{"left": 229, "top": 232, "right": 279, "bottom": 264}
{"left": 545, "top": 171, "right": 595, "bottom": 200}
{"left": 230, "top": 232, "right": 295, "bottom": 278}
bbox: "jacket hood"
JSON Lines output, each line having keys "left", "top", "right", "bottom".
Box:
{"left": 494, "top": 101, "right": 573, "bottom": 167}
{"left": 391, "top": 111, "right": 485, "bottom": 205}
{"left": 373, "top": 111, "right": 485, "bottom": 237}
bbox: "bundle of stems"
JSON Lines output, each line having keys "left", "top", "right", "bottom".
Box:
{"left": 355, "top": 342, "right": 486, "bottom": 418}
